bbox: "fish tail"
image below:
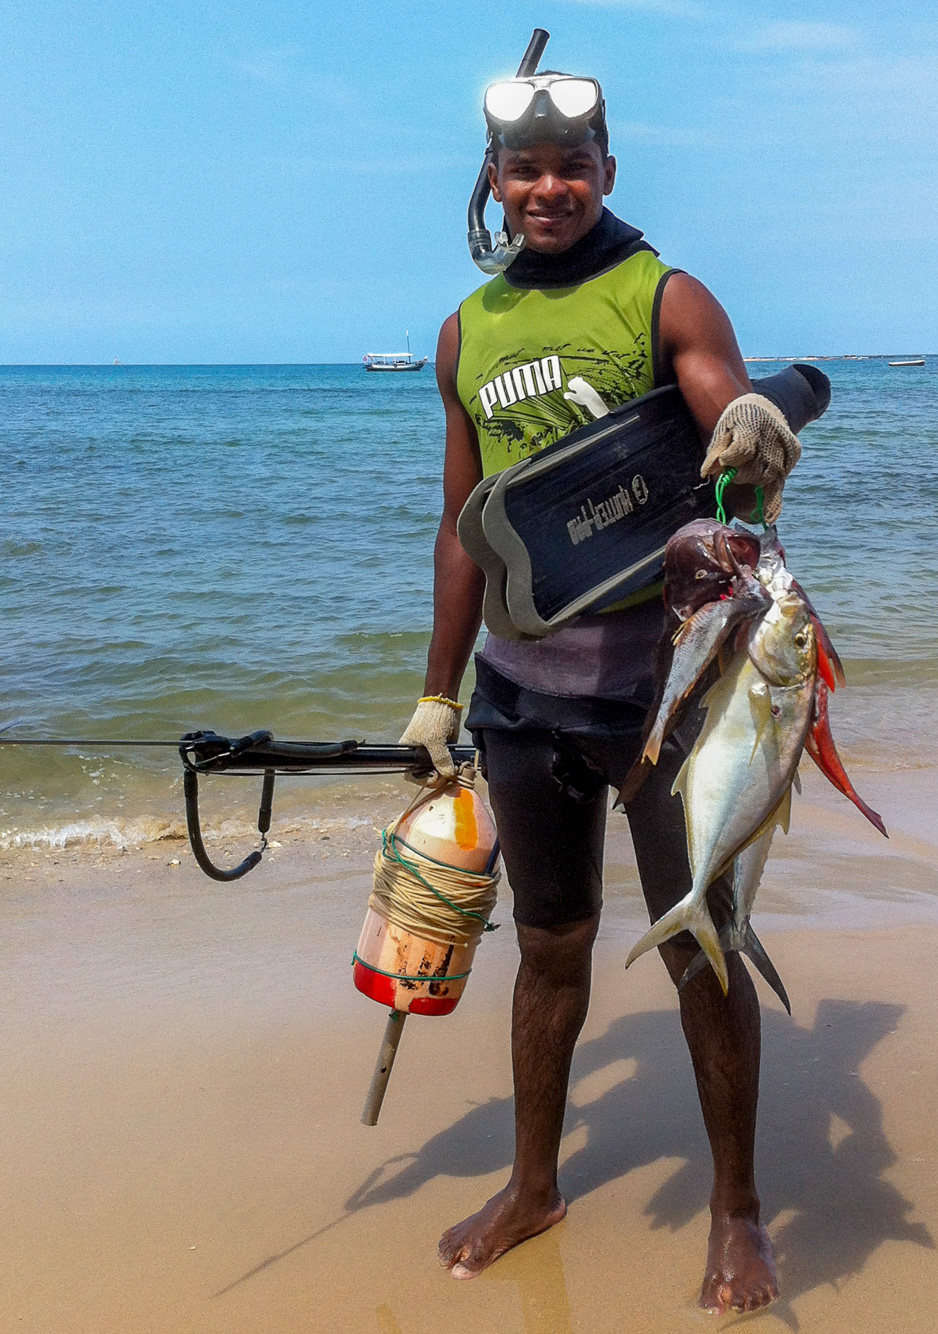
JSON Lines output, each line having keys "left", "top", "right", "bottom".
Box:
{"left": 677, "top": 922, "right": 791, "bottom": 1013}
{"left": 678, "top": 925, "right": 734, "bottom": 992}
{"left": 741, "top": 925, "right": 792, "bottom": 1015}
{"left": 626, "top": 895, "right": 728, "bottom": 994}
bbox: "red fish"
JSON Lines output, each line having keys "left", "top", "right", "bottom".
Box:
{"left": 804, "top": 681, "right": 887, "bottom": 837}
{"left": 789, "top": 579, "right": 846, "bottom": 691}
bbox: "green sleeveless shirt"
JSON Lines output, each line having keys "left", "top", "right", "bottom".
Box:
{"left": 457, "top": 249, "right": 673, "bottom": 477}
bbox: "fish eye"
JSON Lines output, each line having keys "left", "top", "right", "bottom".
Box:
{"left": 694, "top": 569, "right": 707, "bottom": 580}
{"left": 794, "top": 632, "right": 806, "bottom": 647}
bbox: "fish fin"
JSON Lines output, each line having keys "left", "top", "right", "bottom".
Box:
{"left": 626, "top": 896, "right": 728, "bottom": 994}
{"left": 806, "top": 683, "right": 888, "bottom": 837}
{"left": 642, "top": 728, "right": 664, "bottom": 767}
{"left": 616, "top": 757, "right": 651, "bottom": 806}
{"left": 669, "top": 757, "right": 695, "bottom": 872}
{"left": 792, "top": 766, "right": 802, "bottom": 796}
{"left": 698, "top": 668, "right": 729, "bottom": 712}
{"left": 741, "top": 924, "right": 792, "bottom": 1015}
{"left": 816, "top": 639, "right": 837, "bottom": 692}
{"left": 828, "top": 644, "right": 847, "bottom": 690}
{"left": 670, "top": 753, "right": 690, "bottom": 801}
{"left": 675, "top": 917, "right": 790, "bottom": 1009}
{"left": 748, "top": 681, "right": 773, "bottom": 762}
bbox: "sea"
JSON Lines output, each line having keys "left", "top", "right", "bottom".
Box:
{"left": 1, "top": 359, "right": 936, "bottom": 852}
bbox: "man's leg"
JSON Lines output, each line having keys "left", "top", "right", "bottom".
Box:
{"left": 438, "top": 914, "right": 599, "bottom": 1278}
{"left": 624, "top": 738, "right": 778, "bottom": 1314}
{"left": 439, "top": 729, "right": 606, "bottom": 1279}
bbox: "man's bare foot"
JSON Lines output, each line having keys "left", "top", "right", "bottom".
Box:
{"left": 438, "top": 1185, "right": 567, "bottom": 1279}
{"left": 699, "top": 1212, "right": 779, "bottom": 1314}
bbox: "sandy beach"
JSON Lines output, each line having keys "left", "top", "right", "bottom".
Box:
{"left": 2, "top": 762, "right": 938, "bottom": 1332}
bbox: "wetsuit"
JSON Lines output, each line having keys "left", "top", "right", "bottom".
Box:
{"left": 458, "top": 209, "right": 725, "bottom": 932}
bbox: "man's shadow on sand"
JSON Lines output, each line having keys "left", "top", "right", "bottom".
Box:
{"left": 215, "top": 997, "right": 931, "bottom": 1328}
{"left": 343, "top": 997, "right": 932, "bottom": 1326}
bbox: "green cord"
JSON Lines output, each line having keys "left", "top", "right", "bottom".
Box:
{"left": 381, "top": 827, "right": 498, "bottom": 932}
{"left": 351, "top": 952, "right": 472, "bottom": 983}
{"left": 714, "top": 467, "right": 766, "bottom": 528}
{"left": 714, "top": 467, "right": 737, "bottom": 524}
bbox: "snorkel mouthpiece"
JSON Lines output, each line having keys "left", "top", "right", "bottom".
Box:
{"left": 467, "top": 27, "right": 550, "bottom": 275}
{"left": 467, "top": 221, "right": 526, "bottom": 275}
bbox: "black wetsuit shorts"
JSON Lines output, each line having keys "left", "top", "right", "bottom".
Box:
{"left": 467, "top": 656, "right": 721, "bottom": 933}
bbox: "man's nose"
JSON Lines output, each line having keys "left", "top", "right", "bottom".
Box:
{"left": 532, "top": 172, "right": 568, "bottom": 201}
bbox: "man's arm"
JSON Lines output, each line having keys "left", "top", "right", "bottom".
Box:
{"left": 658, "top": 273, "right": 751, "bottom": 433}
{"left": 422, "top": 312, "right": 486, "bottom": 699}
{"left": 658, "top": 273, "right": 760, "bottom": 518}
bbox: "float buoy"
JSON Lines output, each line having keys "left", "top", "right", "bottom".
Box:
{"left": 354, "top": 764, "right": 500, "bottom": 1124}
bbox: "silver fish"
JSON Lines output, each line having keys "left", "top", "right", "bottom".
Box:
{"left": 642, "top": 571, "right": 771, "bottom": 767}
{"left": 678, "top": 792, "right": 792, "bottom": 1013}
{"left": 625, "top": 591, "right": 816, "bottom": 993}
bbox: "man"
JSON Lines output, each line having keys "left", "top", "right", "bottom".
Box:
{"left": 400, "top": 65, "right": 800, "bottom": 1315}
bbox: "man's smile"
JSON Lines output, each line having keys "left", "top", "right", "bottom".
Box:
{"left": 526, "top": 210, "right": 574, "bottom": 227}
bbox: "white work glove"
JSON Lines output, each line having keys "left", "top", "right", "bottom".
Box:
{"left": 399, "top": 695, "right": 463, "bottom": 779}
{"left": 700, "top": 393, "right": 802, "bottom": 525}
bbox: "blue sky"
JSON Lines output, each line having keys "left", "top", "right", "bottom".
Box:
{"left": 1, "top": 0, "right": 935, "bottom": 362}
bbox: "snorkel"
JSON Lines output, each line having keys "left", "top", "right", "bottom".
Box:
{"left": 467, "top": 28, "right": 550, "bottom": 274}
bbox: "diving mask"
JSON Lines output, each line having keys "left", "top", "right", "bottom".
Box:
{"left": 483, "top": 74, "right": 606, "bottom": 150}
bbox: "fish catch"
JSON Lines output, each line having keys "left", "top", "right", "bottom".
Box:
{"left": 624, "top": 521, "right": 886, "bottom": 999}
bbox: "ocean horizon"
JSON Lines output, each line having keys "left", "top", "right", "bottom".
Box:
{"left": 0, "top": 354, "right": 935, "bottom": 366}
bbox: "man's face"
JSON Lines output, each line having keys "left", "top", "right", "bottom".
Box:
{"left": 488, "top": 141, "right": 616, "bottom": 254}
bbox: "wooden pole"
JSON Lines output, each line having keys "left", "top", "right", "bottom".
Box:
{"left": 361, "top": 1010, "right": 408, "bottom": 1126}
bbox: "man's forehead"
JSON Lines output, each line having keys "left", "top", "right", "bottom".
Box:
{"left": 500, "top": 142, "right": 602, "bottom": 168}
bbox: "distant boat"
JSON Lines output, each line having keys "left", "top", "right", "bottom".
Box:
{"left": 363, "top": 330, "right": 428, "bottom": 373}
{"left": 888, "top": 358, "right": 925, "bottom": 367}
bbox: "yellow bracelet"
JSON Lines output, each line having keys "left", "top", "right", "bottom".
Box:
{"left": 419, "top": 694, "right": 464, "bottom": 712}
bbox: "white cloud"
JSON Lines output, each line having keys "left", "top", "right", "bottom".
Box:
{"left": 723, "top": 21, "right": 859, "bottom": 54}
{"left": 753, "top": 49, "right": 938, "bottom": 149}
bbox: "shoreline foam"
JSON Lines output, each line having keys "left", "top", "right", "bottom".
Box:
{"left": 2, "top": 724, "right": 933, "bottom": 859}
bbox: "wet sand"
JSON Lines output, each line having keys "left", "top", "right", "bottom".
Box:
{"left": 2, "top": 764, "right": 938, "bottom": 1331}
